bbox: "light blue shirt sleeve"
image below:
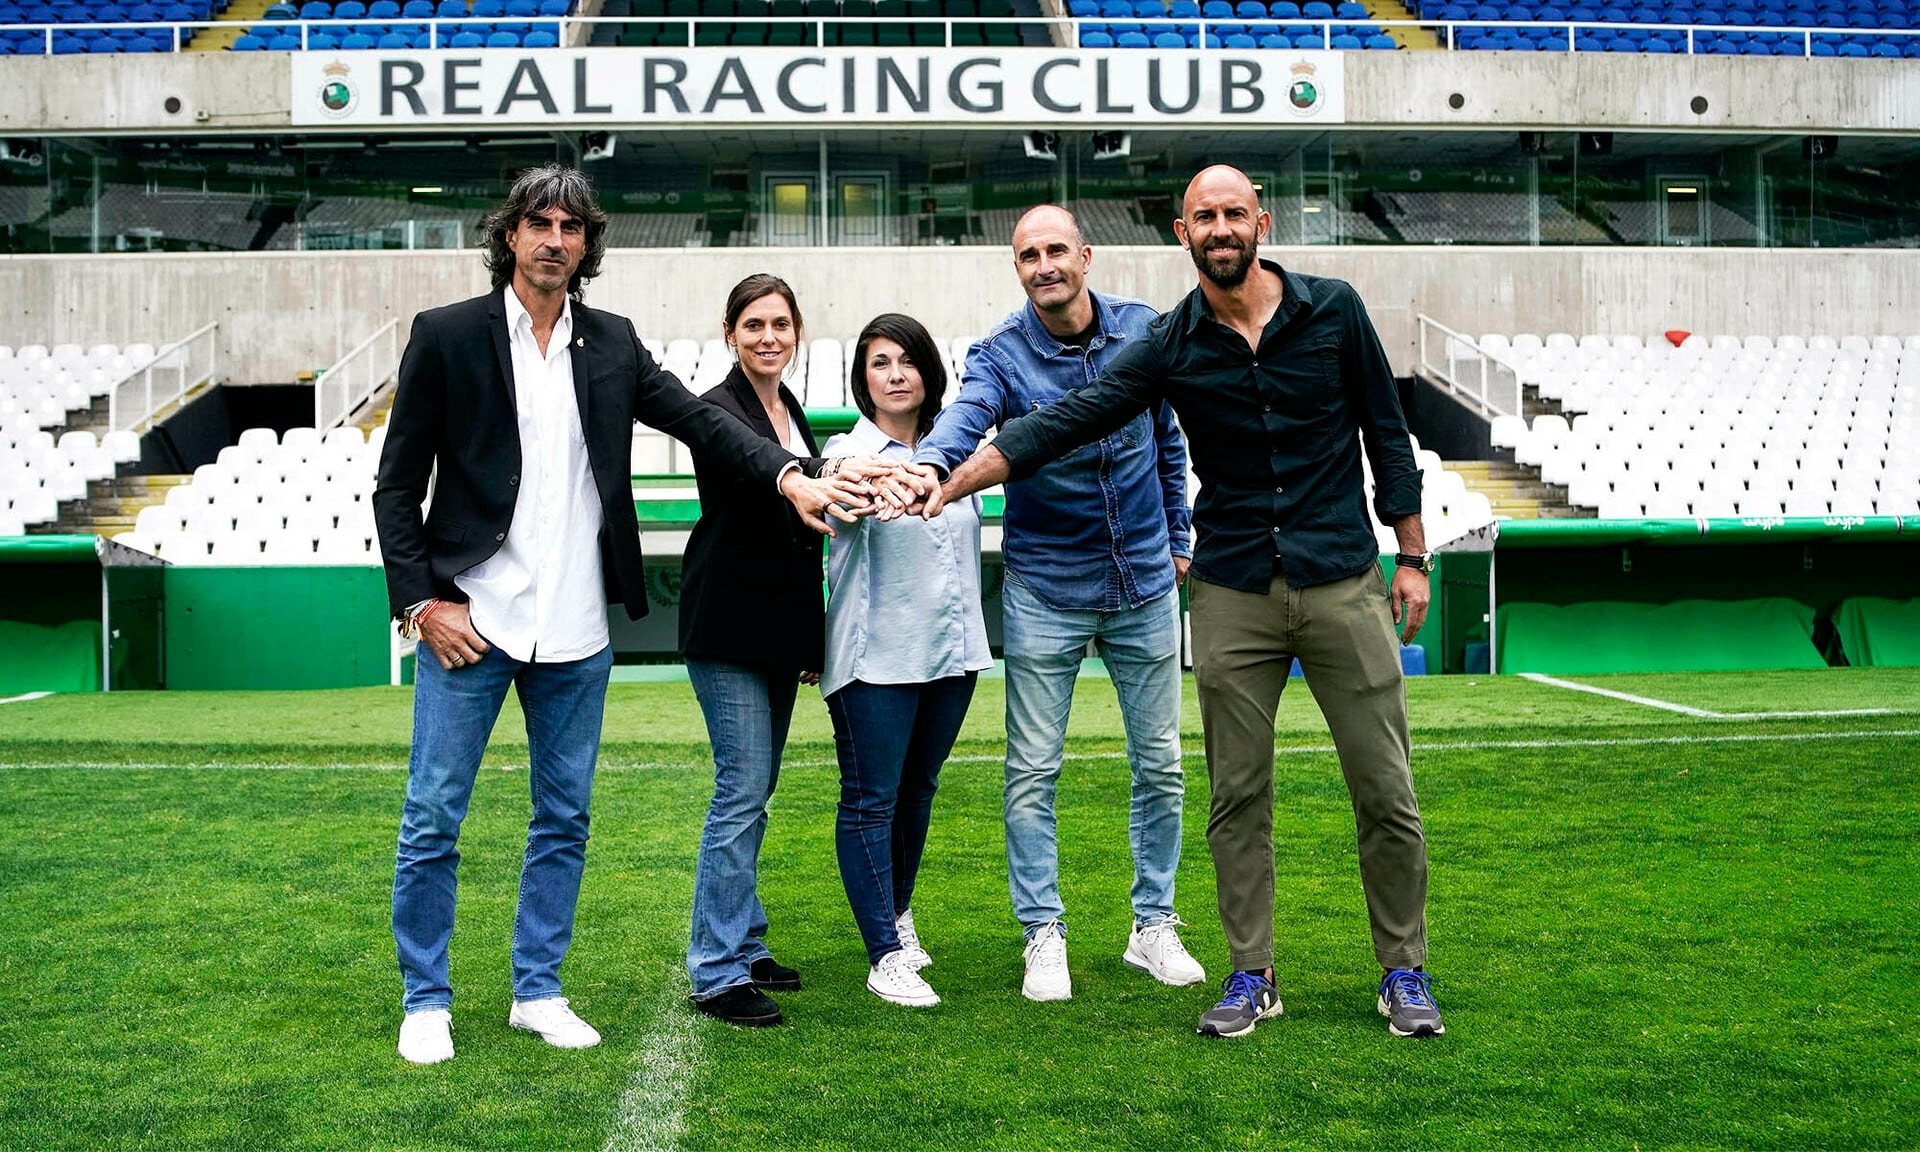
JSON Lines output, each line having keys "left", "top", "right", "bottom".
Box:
{"left": 911, "top": 340, "right": 1011, "bottom": 477}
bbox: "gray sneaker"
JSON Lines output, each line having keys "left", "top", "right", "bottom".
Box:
{"left": 1378, "top": 968, "right": 1445, "bottom": 1038}
{"left": 1196, "top": 970, "right": 1283, "bottom": 1039}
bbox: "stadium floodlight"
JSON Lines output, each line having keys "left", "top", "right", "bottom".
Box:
{"left": 0, "top": 139, "right": 45, "bottom": 168}
{"left": 1022, "top": 131, "right": 1059, "bottom": 162}
{"left": 1090, "top": 131, "right": 1131, "bottom": 161}
{"left": 581, "top": 132, "right": 617, "bottom": 162}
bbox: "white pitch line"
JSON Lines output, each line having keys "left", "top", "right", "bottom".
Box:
{"left": 603, "top": 972, "right": 703, "bottom": 1152}
{"left": 0, "top": 692, "right": 53, "bottom": 705}
{"left": 1517, "top": 672, "right": 1897, "bottom": 719}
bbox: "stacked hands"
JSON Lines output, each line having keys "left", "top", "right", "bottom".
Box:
{"left": 780, "top": 454, "right": 957, "bottom": 532}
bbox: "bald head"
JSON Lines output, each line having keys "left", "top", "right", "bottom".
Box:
{"left": 1012, "top": 204, "right": 1085, "bottom": 252}
{"left": 1182, "top": 165, "right": 1260, "bottom": 219}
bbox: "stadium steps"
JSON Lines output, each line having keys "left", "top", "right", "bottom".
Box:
{"left": 1446, "top": 460, "right": 1593, "bottom": 520}
{"left": 188, "top": 0, "right": 275, "bottom": 52}
{"left": 1521, "top": 382, "right": 1566, "bottom": 422}
{"left": 40, "top": 474, "right": 192, "bottom": 536}
{"left": 1367, "top": 0, "right": 1440, "bottom": 47}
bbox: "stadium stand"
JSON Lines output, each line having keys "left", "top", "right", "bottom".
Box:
{"left": 1071, "top": 0, "right": 1402, "bottom": 49}
{"left": 594, "top": 0, "right": 1041, "bottom": 49}
{"left": 1396, "top": 0, "right": 1920, "bottom": 54}
{"left": 1481, "top": 332, "right": 1920, "bottom": 518}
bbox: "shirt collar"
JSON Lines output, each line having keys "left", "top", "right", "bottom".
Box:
{"left": 503, "top": 283, "right": 573, "bottom": 341}
{"left": 1018, "top": 289, "right": 1121, "bottom": 359}
{"left": 844, "top": 416, "right": 912, "bottom": 457}
{"left": 1182, "top": 259, "right": 1310, "bottom": 336}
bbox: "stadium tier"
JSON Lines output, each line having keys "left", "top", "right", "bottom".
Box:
{"left": 1398, "top": 0, "right": 1920, "bottom": 54}
{"left": 1479, "top": 332, "right": 1920, "bottom": 518}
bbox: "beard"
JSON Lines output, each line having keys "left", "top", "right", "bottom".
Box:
{"left": 1189, "top": 236, "right": 1257, "bottom": 288}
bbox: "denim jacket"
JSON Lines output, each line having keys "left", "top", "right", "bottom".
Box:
{"left": 914, "top": 291, "right": 1191, "bottom": 614}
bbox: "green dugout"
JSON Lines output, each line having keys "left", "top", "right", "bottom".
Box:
{"left": 1492, "top": 517, "right": 1920, "bottom": 674}
{"left": 0, "top": 535, "right": 164, "bottom": 694}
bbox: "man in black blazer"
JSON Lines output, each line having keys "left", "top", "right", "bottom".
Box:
{"left": 373, "top": 164, "right": 865, "bottom": 1065}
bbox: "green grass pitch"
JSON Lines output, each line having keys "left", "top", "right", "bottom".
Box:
{"left": 2, "top": 668, "right": 1917, "bottom": 1150}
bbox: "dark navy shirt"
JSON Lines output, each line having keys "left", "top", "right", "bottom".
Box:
{"left": 991, "top": 262, "right": 1421, "bottom": 593}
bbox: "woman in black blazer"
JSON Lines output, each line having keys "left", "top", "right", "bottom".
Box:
{"left": 680, "top": 273, "right": 841, "bottom": 1028}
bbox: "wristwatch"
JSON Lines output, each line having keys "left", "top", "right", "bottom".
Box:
{"left": 1394, "top": 552, "right": 1435, "bottom": 574}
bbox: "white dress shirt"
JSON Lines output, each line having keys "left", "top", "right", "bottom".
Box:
{"left": 454, "top": 285, "right": 609, "bottom": 664}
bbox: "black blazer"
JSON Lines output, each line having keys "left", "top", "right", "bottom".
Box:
{"left": 373, "top": 292, "right": 797, "bottom": 621}
{"left": 678, "top": 366, "right": 828, "bottom": 671}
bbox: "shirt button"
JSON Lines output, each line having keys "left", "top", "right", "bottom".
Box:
{"left": 1272, "top": 526, "right": 1281, "bottom": 533}
{"left": 510, "top": 475, "right": 519, "bottom": 486}
{"left": 1262, "top": 404, "right": 1271, "bottom": 412}
{"left": 495, "top": 532, "right": 506, "bottom": 541}
{"left": 1275, "top": 486, "right": 1284, "bottom": 494}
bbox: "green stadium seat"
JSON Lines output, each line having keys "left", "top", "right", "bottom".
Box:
{"left": 942, "top": 0, "right": 977, "bottom": 13}
{"left": 838, "top": 19, "right": 875, "bottom": 39}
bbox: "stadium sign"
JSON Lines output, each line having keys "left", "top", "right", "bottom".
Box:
{"left": 290, "top": 48, "right": 1344, "bottom": 127}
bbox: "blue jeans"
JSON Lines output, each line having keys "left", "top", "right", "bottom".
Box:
{"left": 392, "top": 642, "right": 613, "bottom": 1012}
{"left": 686, "top": 659, "right": 799, "bottom": 1000}
{"left": 1002, "top": 571, "right": 1185, "bottom": 937}
{"left": 826, "top": 674, "right": 978, "bottom": 963}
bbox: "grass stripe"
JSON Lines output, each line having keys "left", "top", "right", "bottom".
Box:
{"left": 602, "top": 971, "right": 703, "bottom": 1152}
{"left": 4, "top": 726, "right": 1916, "bottom": 776}
{"left": 0, "top": 691, "right": 53, "bottom": 705}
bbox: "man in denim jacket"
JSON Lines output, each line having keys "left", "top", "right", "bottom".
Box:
{"left": 909, "top": 205, "right": 1202, "bottom": 1002}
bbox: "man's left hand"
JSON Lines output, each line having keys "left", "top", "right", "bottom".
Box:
{"left": 1173, "top": 555, "right": 1190, "bottom": 588}
{"left": 780, "top": 469, "right": 875, "bottom": 536}
{"left": 1390, "top": 567, "right": 1430, "bottom": 645}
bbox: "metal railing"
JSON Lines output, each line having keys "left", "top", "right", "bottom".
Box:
{"left": 107, "top": 320, "right": 219, "bottom": 433}
{"left": 315, "top": 318, "right": 400, "bottom": 429}
{"left": 5, "top": 14, "right": 1915, "bottom": 54}
{"left": 1417, "top": 313, "right": 1521, "bottom": 420}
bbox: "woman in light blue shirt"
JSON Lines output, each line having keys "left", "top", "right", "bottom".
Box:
{"left": 822, "top": 313, "right": 993, "bottom": 1009}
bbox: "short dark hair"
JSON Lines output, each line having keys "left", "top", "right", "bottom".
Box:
{"left": 722, "top": 273, "right": 805, "bottom": 340}
{"left": 849, "top": 313, "right": 947, "bottom": 440}
{"left": 481, "top": 164, "right": 608, "bottom": 302}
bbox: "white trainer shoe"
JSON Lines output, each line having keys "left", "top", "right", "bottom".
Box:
{"left": 868, "top": 949, "right": 941, "bottom": 1007}
{"left": 895, "top": 907, "right": 932, "bottom": 971}
{"left": 508, "top": 996, "right": 602, "bottom": 1049}
{"left": 398, "top": 1008, "right": 454, "bottom": 1065}
{"left": 1123, "top": 917, "right": 1208, "bottom": 987}
{"left": 1021, "top": 920, "right": 1072, "bottom": 1002}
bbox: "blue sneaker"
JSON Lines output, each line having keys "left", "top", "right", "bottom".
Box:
{"left": 1378, "top": 968, "right": 1445, "bottom": 1038}
{"left": 1195, "top": 970, "right": 1283, "bottom": 1038}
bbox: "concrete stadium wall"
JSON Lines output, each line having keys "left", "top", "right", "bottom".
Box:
{"left": 3, "top": 53, "right": 1918, "bottom": 134}
{"left": 3, "top": 246, "right": 1915, "bottom": 384}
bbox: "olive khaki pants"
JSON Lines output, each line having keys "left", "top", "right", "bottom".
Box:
{"left": 1188, "top": 565, "right": 1429, "bottom": 974}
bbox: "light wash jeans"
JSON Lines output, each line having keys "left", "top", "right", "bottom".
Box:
{"left": 1001, "top": 570, "right": 1185, "bottom": 939}
{"left": 392, "top": 642, "right": 613, "bottom": 1012}
{"left": 685, "top": 659, "right": 799, "bottom": 1000}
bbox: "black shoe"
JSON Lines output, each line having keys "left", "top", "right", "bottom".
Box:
{"left": 750, "top": 957, "right": 801, "bottom": 991}
{"left": 692, "top": 984, "right": 784, "bottom": 1027}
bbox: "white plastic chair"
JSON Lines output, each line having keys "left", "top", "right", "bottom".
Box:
{"left": 236, "top": 427, "right": 280, "bottom": 459}
{"left": 103, "top": 430, "right": 141, "bottom": 465}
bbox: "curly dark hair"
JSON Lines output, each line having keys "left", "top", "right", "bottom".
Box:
{"left": 481, "top": 163, "right": 609, "bottom": 302}
{"left": 849, "top": 313, "right": 947, "bottom": 440}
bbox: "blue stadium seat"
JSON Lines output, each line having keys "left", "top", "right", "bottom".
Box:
{"left": 1200, "top": 0, "right": 1231, "bottom": 13}
{"left": 333, "top": 0, "right": 364, "bottom": 13}
{"left": 367, "top": 0, "right": 397, "bottom": 12}
{"left": 1335, "top": 0, "right": 1364, "bottom": 12}
{"left": 446, "top": 25, "right": 479, "bottom": 40}
{"left": 483, "top": 25, "right": 514, "bottom": 41}
{"left": 1270, "top": 0, "right": 1300, "bottom": 15}
{"left": 339, "top": 27, "right": 373, "bottom": 42}
{"left": 1330, "top": 28, "right": 1360, "bottom": 41}
{"left": 1292, "top": 25, "right": 1322, "bottom": 39}
{"left": 1067, "top": 0, "right": 1097, "bottom": 12}
{"left": 306, "top": 27, "right": 337, "bottom": 43}
{"left": 1257, "top": 29, "right": 1288, "bottom": 42}
{"left": 401, "top": 0, "right": 430, "bottom": 13}
{"left": 1152, "top": 27, "right": 1185, "bottom": 41}
{"left": 264, "top": 29, "right": 297, "bottom": 44}
{"left": 1365, "top": 29, "right": 1396, "bottom": 41}
{"left": 1078, "top": 23, "right": 1112, "bottom": 40}
{"left": 1302, "top": 0, "right": 1332, "bottom": 12}
{"left": 1234, "top": 0, "right": 1263, "bottom": 14}
{"left": 1223, "top": 26, "right": 1254, "bottom": 38}
{"left": 1099, "top": 0, "right": 1129, "bottom": 15}
{"left": 231, "top": 30, "right": 265, "bottom": 45}
{"left": 1133, "top": 0, "right": 1170, "bottom": 14}
{"left": 373, "top": 27, "right": 403, "bottom": 41}
{"left": 435, "top": 0, "right": 464, "bottom": 11}
{"left": 522, "top": 24, "right": 555, "bottom": 41}
{"left": 298, "top": 0, "right": 328, "bottom": 13}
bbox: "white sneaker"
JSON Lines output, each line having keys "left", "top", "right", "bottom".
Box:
{"left": 895, "top": 907, "right": 932, "bottom": 971}
{"left": 1021, "top": 920, "right": 1072, "bottom": 1002}
{"left": 508, "top": 996, "right": 602, "bottom": 1049}
{"left": 867, "top": 949, "right": 941, "bottom": 1007}
{"left": 397, "top": 1008, "right": 453, "bottom": 1065}
{"left": 1123, "top": 917, "right": 1208, "bottom": 987}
